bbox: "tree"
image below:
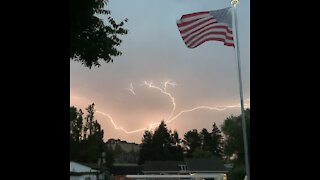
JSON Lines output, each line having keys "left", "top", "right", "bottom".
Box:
{"left": 70, "top": 103, "right": 113, "bottom": 165}
{"left": 138, "top": 130, "right": 153, "bottom": 164}
{"left": 85, "top": 103, "right": 95, "bottom": 137}
{"left": 227, "top": 164, "right": 246, "bottom": 180}
{"left": 81, "top": 104, "right": 105, "bottom": 163}
{"left": 183, "top": 129, "right": 201, "bottom": 157}
{"left": 70, "top": 107, "right": 84, "bottom": 161}
{"left": 192, "top": 148, "right": 213, "bottom": 158}
{"left": 138, "top": 121, "right": 184, "bottom": 164}
{"left": 200, "top": 128, "right": 212, "bottom": 152}
{"left": 70, "top": 0, "right": 128, "bottom": 68}
{"left": 70, "top": 106, "right": 83, "bottom": 143}
{"left": 221, "top": 109, "right": 250, "bottom": 166}
{"left": 183, "top": 124, "right": 224, "bottom": 159}
{"left": 151, "top": 121, "right": 173, "bottom": 161}
{"left": 211, "top": 123, "right": 224, "bottom": 159}
{"left": 104, "top": 146, "right": 115, "bottom": 169}
{"left": 169, "top": 130, "right": 184, "bottom": 161}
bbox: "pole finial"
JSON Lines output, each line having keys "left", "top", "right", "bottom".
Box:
{"left": 231, "top": 0, "right": 239, "bottom": 7}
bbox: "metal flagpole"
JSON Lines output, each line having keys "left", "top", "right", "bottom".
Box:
{"left": 231, "top": 0, "right": 250, "bottom": 180}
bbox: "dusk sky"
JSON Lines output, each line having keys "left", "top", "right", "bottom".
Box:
{"left": 70, "top": 0, "right": 250, "bottom": 143}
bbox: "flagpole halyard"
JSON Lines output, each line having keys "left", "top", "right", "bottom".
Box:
{"left": 231, "top": 1, "right": 250, "bottom": 180}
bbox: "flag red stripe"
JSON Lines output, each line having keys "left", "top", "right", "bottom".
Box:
{"left": 177, "top": 17, "right": 210, "bottom": 28}
{"left": 185, "top": 31, "right": 234, "bottom": 46}
{"left": 178, "top": 18, "right": 217, "bottom": 35}
{"left": 187, "top": 32, "right": 234, "bottom": 48}
{"left": 190, "top": 37, "right": 234, "bottom": 48}
{"left": 182, "top": 23, "right": 232, "bottom": 41}
{"left": 177, "top": 8, "right": 234, "bottom": 48}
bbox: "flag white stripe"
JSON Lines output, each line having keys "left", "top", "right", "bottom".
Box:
{"left": 184, "top": 27, "right": 233, "bottom": 45}
{"left": 189, "top": 34, "right": 234, "bottom": 48}
{"left": 181, "top": 23, "right": 232, "bottom": 37}
{"left": 177, "top": 16, "right": 215, "bottom": 31}
{"left": 179, "top": 19, "right": 217, "bottom": 36}
{"left": 177, "top": 13, "right": 210, "bottom": 24}
{"left": 176, "top": 8, "right": 234, "bottom": 48}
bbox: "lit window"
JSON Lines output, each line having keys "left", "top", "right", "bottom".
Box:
{"left": 223, "top": 174, "right": 227, "bottom": 180}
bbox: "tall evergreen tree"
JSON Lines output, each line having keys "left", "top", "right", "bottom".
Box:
{"left": 151, "top": 121, "right": 172, "bottom": 161}
{"left": 200, "top": 128, "right": 212, "bottom": 152}
{"left": 169, "top": 130, "right": 184, "bottom": 161}
{"left": 85, "top": 103, "right": 95, "bottom": 136}
{"left": 138, "top": 130, "right": 153, "bottom": 164}
{"left": 70, "top": 103, "right": 114, "bottom": 166}
{"left": 211, "top": 123, "right": 224, "bottom": 159}
{"left": 138, "top": 121, "right": 184, "bottom": 164}
{"left": 70, "top": 107, "right": 84, "bottom": 161}
{"left": 183, "top": 129, "right": 201, "bottom": 157}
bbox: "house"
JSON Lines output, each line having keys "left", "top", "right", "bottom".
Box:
{"left": 142, "top": 161, "right": 188, "bottom": 175}
{"left": 70, "top": 161, "right": 108, "bottom": 180}
{"left": 110, "top": 163, "right": 143, "bottom": 180}
{"left": 127, "top": 157, "right": 228, "bottom": 180}
{"left": 106, "top": 139, "right": 140, "bottom": 164}
{"left": 106, "top": 139, "right": 141, "bottom": 153}
{"left": 185, "top": 158, "right": 228, "bottom": 180}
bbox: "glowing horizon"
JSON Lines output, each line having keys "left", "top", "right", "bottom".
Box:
{"left": 70, "top": 81, "right": 250, "bottom": 136}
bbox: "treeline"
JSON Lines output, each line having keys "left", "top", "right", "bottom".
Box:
{"left": 138, "top": 109, "right": 250, "bottom": 180}
{"left": 70, "top": 103, "right": 114, "bottom": 168}
{"left": 70, "top": 103, "right": 250, "bottom": 180}
{"left": 138, "top": 121, "right": 224, "bottom": 163}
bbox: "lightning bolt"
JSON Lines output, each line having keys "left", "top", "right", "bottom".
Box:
{"left": 96, "top": 110, "right": 147, "bottom": 134}
{"left": 142, "top": 80, "right": 176, "bottom": 121}
{"left": 167, "top": 100, "right": 250, "bottom": 124}
{"left": 71, "top": 81, "right": 250, "bottom": 134}
{"left": 125, "top": 82, "right": 135, "bottom": 95}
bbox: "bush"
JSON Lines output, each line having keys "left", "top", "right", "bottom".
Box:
{"left": 227, "top": 164, "right": 246, "bottom": 180}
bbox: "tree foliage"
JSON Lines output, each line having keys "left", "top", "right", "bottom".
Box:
{"left": 138, "top": 121, "right": 184, "bottom": 164}
{"left": 70, "top": 0, "right": 128, "bottom": 68}
{"left": 183, "top": 124, "right": 224, "bottom": 159}
{"left": 221, "top": 109, "right": 250, "bottom": 165}
{"left": 227, "top": 164, "right": 246, "bottom": 180}
{"left": 70, "top": 103, "right": 114, "bottom": 169}
{"left": 192, "top": 148, "right": 213, "bottom": 158}
{"left": 183, "top": 129, "right": 201, "bottom": 157}
{"left": 211, "top": 123, "right": 224, "bottom": 159}
{"left": 70, "top": 107, "right": 83, "bottom": 143}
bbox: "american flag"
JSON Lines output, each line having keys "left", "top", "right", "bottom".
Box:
{"left": 177, "top": 7, "right": 234, "bottom": 48}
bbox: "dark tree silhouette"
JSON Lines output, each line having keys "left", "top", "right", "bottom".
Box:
{"left": 138, "top": 121, "right": 184, "bottom": 164}
{"left": 70, "top": 0, "right": 128, "bottom": 68}
{"left": 183, "top": 129, "right": 201, "bottom": 157}
{"left": 70, "top": 104, "right": 115, "bottom": 169}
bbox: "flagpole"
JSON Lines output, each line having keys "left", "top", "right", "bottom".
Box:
{"left": 231, "top": 0, "right": 250, "bottom": 180}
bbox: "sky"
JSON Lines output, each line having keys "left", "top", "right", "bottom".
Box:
{"left": 70, "top": 0, "right": 250, "bottom": 143}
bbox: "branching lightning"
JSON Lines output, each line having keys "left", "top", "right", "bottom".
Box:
{"left": 125, "top": 82, "right": 135, "bottom": 95}
{"left": 142, "top": 80, "right": 176, "bottom": 121}
{"left": 72, "top": 81, "right": 250, "bottom": 134}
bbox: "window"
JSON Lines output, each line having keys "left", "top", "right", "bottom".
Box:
{"left": 179, "top": 165, "right": 187, "bottom": 172}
